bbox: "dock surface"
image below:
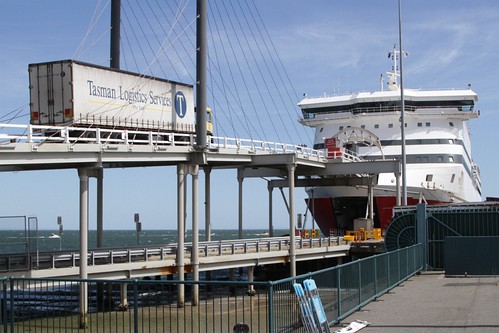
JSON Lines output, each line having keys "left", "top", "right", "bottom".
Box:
{"left": 336, "top": 272, "right": 499, "bottom": 332}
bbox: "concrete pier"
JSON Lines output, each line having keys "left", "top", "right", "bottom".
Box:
{"left": 338, "top": 272, "right": 499, "bottom": 332}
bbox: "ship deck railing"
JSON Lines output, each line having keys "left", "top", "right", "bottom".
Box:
{"left": 302, "top": 104, "right": 477, "bottom": 119}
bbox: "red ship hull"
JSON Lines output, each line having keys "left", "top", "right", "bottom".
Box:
{"left": 306, "top": 196, "right": 444, "bottom": 235}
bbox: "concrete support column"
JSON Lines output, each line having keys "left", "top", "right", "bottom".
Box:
{"left": 310, "top": 189, "right": 316, "bottom": 231}
{"left": 395, "top": 172, "right": 402, "bottom": 206}
{"left": 204, "top": 166, "right": 212, "bottom": 242}
{"left": 120, "top": 283, "right": 128, "bottom": 309}
{"left": 229, "top": 268, "right": 236, "bottom": 296}
{"left": 237, "top": 168, "right": 244, "bottom": 239}
{"left": 368, "top": 177, "right": 374, "bottom": 221}
{"left": 287, "top": 164, "right": 296, "bottom": 278}
{"left": 191, "top": 165, "right": 200, "bottom": 306}
{"left": 177, "top": 164, "right": 186, "bottom": 308}
{"left": 96, "top": 168, "right": 104, "bottom": 248}
{"left": 268, "top": 184, "right": 273, "bottom": 237}
{"left": 78, "top": 168, "right": 89, "bottom": 328}
{"left": 247, "top": 266, "right": 256, "bottom": 296}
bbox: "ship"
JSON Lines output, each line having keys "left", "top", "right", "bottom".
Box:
{"left": 298, "top": 47, "right": 482, "bottom": 235}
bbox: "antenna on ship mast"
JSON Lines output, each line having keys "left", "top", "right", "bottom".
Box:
{"left": 386, "top": 45, "right": 408, "bottom": 91}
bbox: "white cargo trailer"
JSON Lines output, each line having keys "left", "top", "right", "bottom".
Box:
{"left": 29, "top": 60, "right": 198, "bottom": 134}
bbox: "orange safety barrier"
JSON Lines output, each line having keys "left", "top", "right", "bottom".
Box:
{"left": 299, "top": 229, "right": 321, "bottom": 239}
{"left": 346, "top": 228, "right": 383, "bottom": 241}
{"left": 343, "top": 235, "right": 355, "bottom": 242}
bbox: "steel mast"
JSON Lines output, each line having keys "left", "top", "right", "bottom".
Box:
{"left": 195, "top": 0, "right": 207, "bottom": 150}
{"left": 398, "top": 0, "right": 407, "bottom": 205}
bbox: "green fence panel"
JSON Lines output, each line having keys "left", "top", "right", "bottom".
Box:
{"left": 1, "top": 244, "right": 422, "bottom": 332}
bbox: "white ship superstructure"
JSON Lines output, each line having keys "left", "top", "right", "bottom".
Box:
{"left": 298, "top": 48, "right": 482, "bottom": 233}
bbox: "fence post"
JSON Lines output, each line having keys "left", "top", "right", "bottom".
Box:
{"left": 374, "top": 256, "right": 378, "bottom": 296}
{"left": 27, "top": 125, "right": 33, "bottom": 143}
{"left": 398, "top": 250, "right": 401, "bottom": 283}
{"left": 9, "top": 279, "right": 14, "bottom": 333}
{"left": 406, "top": 246, "right": 409, "bottom": 278}
{"left": 133, "top": 280, "right": 138, "bottom": 333}
{"left": 336, "top": 268, "right": 341, "bottom": 322}
{"left": 387, "top": 252, "right": 391, "bottom": 289}
{"left": 1, "top": 279, "right": 7, "bottom": 333}
{"left": 358, "top": 261, "right": 362, "bottom": 306}
{"left": 268, "top": 282, "right": 274, "bottom": 333}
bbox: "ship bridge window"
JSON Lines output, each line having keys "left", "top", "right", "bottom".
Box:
{"left": 437, "top": 156, "right": 443, "bottom": 162}
{"left": 426, "top": 174, "right": 433, "bottom": 182}
{"left": 361, "top": 125, "right": 366, "bottom": 129}
{"left": 374, "top": 124, "right": 379, "bottom": 129}
{"left": 449, "top": 122, "right": 454, "bottom": 127}
{"left": 448, "top": 156, "right": 454, "bottom": 162}
{"left": 388, "top": 123, "right": 393, "bottom": 128}
{"left": 451, "top": 174, "right": 456, "bottom": 183}
{"left": 339, "top": 126, "right": 344, "bottom": 130}
{"left": 417, "top": 122, "right": 422, "bottom": 127}
{"left": 425, "top": 122, "right": 431, "bottom": 127}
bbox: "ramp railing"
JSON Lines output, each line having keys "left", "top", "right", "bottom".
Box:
{"left": 0, "top": 123, "right": 325, "bottom": 161}
{"left": 269, "top": 243, "right": 423, "bottom": 332}
{"left": 0, "top": 244, "right": 422, "bottom": 333}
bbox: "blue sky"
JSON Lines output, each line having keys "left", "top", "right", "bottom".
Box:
{"left": 0, "top": 0, "right": 498, "bottom": 231}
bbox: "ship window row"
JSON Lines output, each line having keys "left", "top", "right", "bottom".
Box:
{"left": 313, "top": 138, "right": 462, "bottom": 150}
{"left": 313, "top": 141, "right": 474, "bottom": 185}
{"left": 426, "top": 173, "right": 457, "bottom": 184}
{"left": 378, "top": 154, "right": 463, "bottom": 165}
{"left": 384, "top": 153, "right": 473, "bottom": 182}
{"left": 415, "top": 155, "right": 455, "bottom": 163}
{"left": 302, "top": 99, "right": 474, "bottom": 117}
{"left": 379, "top": 138, "right": 460, "bottom": 146}
{"left": 337, "top": 121, "right": 455, "bottom": 131}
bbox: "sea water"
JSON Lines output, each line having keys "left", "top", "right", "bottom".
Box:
{"left": 0, "top": 229, "right": 289, "bottom": 254}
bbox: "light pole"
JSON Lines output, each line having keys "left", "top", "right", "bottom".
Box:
{"left": 134, "top": 213, "right": 141, "bottom": 246}
{"left": 57, "top": 216, "right": 63, "bottom": 250}
{"left": 398, "top": 0, "right": 407, "bottom": 205}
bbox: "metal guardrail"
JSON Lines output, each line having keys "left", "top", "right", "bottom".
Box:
{"left": 0, "top": 277, "right": 272, "bottom": 333}
{"left": 0, "top": 123, "right": 326, "bottom": 161}
{"left": 0, "top": 244, "right": 422, "bottom": 333}
{"left": 269, "top": 243, "right": 423, "bottom": 332}
{"left": 0, "top": 236, "right": 342, "bottom": 272}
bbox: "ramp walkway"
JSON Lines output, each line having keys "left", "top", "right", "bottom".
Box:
{"left": 337, "top": 272, "right": 499, "bottom": 332}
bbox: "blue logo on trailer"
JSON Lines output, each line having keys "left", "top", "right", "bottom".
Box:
{"left": 174, "top": 91, "right": 187, "bottom": 118}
